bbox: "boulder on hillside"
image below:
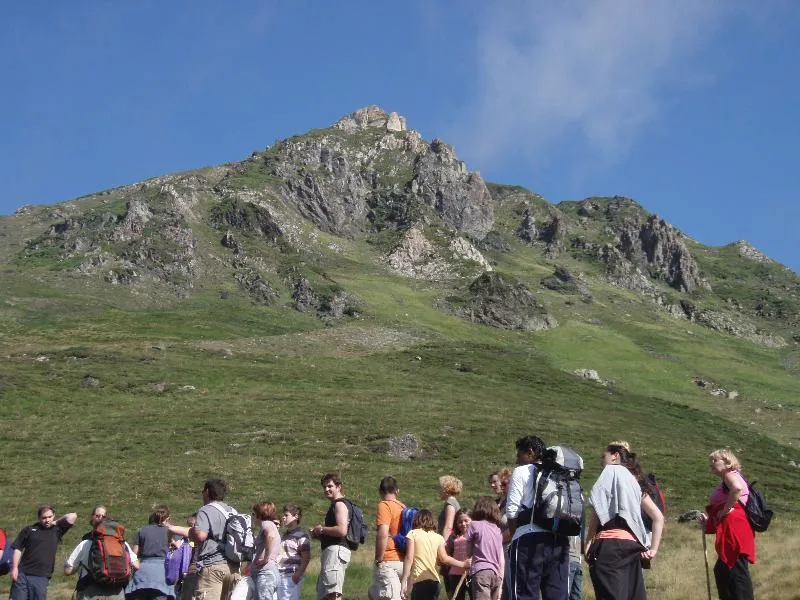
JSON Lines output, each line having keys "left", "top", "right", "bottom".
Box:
{"left": 541, "top": 266, "right": 590, "bottom": 296}
{"left": 451, "top": 272, "right": 559, "bottom": 331}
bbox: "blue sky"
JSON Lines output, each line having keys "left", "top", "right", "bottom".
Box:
{"left": 2, "top": 1, "right": 798, "bottom": 272}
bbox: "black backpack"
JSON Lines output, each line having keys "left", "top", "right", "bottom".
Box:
{"left": 338, "top": 499, "right": 368, "bottom": 550}
{"left": 531, "top": 445, "right": 585, "bottom": 536}
{"left": 641, "top": 473, "right": 666, "bottom": 532}
{"left": 723, "top": 477, "right": 773, "bottom": 533}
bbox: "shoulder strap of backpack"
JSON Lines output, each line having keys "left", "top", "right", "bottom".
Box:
{"left": 530, "top": 467, "right": 543, "bottom": 526}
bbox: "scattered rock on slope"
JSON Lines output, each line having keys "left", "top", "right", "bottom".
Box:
{"left": 452, "top": 272, "right": 558, "bottom": 331}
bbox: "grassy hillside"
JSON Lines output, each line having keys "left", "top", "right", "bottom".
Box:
{"left": 1, "top": 107, "right": 799, "bottom": 599}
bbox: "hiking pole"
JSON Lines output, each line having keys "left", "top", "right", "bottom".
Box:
{"left": 701, "top": 528, "right": 712, "bottom": 600}
{"left": 451, "top": 572, "right": 467, "bottom": 600}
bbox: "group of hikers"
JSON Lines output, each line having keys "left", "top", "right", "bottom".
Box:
{"left": 0, "top": 436, "right": 763, "bottom": 600}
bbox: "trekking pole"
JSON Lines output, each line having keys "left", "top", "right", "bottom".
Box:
{"left": 451, "top": 572, "right": 467, "bottom": 600}
{"left": 701, "top": 528, "right": 712, "bottom": 600}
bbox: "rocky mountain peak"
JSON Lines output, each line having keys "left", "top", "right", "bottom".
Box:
{"left": 333, "top": 105, "right": 408, "bottom": 133}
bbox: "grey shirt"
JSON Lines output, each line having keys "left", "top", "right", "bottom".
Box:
{"left": 195, "top": 502, "right": 232, "bottom": 568}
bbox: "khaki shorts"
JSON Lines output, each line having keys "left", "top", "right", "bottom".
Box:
{"left": 316, "top": 545, "right": 351, "bottom": 600}
{"left": 369, "top": 560, "right": 403, "bottom": 600}
{"left": 193, "top": 562, "right": 241, "bottom": 600}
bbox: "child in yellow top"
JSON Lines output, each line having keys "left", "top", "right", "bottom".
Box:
{"left": 401, "top": 510, "right": 469, "bottom": 600}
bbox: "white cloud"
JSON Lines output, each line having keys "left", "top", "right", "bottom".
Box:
{"left": 459, "top": 0, "right": 736, "bottom": 168}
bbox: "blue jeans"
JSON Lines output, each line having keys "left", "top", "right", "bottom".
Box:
{"left": 10, "top": 574, "right": 50, "bottom": 600}
{"left": 568, "top": 561, "right": 583, "bottom": 600}
{"left": 253, "top": 565, "right": 279, "bottom": 600}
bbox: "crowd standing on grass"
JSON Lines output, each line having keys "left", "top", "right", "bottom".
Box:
{"left": 0, "top": 436, "right": 769, "bottom": 600}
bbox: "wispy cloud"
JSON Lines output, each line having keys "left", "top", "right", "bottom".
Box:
{"left": 459, "top": 0, "right": 737, "bottom": 169}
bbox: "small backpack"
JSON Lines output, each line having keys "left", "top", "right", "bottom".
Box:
{"left": 391, "top": 506, "right": 419, "bottom": 554}
{"left": 164, "top": 542, "right": 193, "bottom": 586}
{"left": 338, "top": 499, "right": 368, "bottom": 550}
{"left": 87, "top": 520, "right": 132, "bottom": 587}
{"left": 641, "top": 473, "right": 666, "bottom": 532}
{"left": 724, "top": 477, "right": 773, "bottom": 532}
{"left": 531, "top": 445, "right": 585, "bottom": 536}
{"left": 210, "top": 504, "right": 256, "bottom": 564}
{"left": 0, "top": 528, "right": 12, "bottom": 576}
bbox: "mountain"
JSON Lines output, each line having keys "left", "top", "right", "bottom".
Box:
{"left": 1, "top": 106, "right": 799, "bottom": 525}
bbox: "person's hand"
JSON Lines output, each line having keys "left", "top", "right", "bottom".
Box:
{"left": 11, "top": 566, "right": 18, "bottom": 583}
{"left": 310, "top": 525, "right": 322, "bottom": 539}
{"left": 697, "top": 512, "right": 707, "bottom": 525}
{"left": 463, "top": 557, "right": 472, "bottom": 569}
{"left": 641, "top": 548, "right": 657, "bottom": 561}
{"left": 400, "top": 581, "right": 408, "bottom": 600}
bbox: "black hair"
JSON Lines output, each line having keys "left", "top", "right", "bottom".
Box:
{"left": 379, "top": 476, "right": 398, "bottom": 495}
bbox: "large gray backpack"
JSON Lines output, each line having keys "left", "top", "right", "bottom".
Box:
{"left": 210, "top": 503, "right": 255, "bottom": 564}
{"left": 531, "top": 445, "right": 585, "bottom": 536}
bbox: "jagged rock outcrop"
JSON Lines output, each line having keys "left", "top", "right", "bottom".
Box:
{"left": 616, "top": 215, "right": 708, "bottom": 293}
{"left": 211, "top": 198, "right": 283, "bottom": 243}
{"left": 290, "top": 277, "right": 362, "bottom": 320}
{"left": 411, "top": 139, "right": 494, "bottom": 239}
{"left": 735, "top": 240, "right": 772, "bottom": 263}
{"left": 679, "top": 301, "right": 787, "bottom": 348}
{"left": 333, "top": 106, "right": 407, "bottom": 132}
{"left": 450, "top": 237, "right": 492, "bottom": 271}
{"left": 541, "top": 266, "right": 590, "bottom": 297}
{"left": 386, "top": 227, "right": 450, "bottom": 279}
{"left": 516, "top": 208, "right": 537, "bottom": 243}
{"left": 454, "top": 272, "right": 559, "bottom": 331}
{"left": 235, "top": 270, "right": 278, "bottom": 305}
{"left": 540, "top": 216, "right": 567, "bottom": 258}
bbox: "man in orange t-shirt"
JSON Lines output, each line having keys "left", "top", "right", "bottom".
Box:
{"left": 368, "top": 477, "right": 405, "bottom": 600}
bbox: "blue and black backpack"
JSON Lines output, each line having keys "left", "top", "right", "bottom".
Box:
{"left": 391, "top": 506, "right": 420, "bottom": 554}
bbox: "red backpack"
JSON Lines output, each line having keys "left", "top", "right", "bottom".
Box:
{"left": 88, "top": 520, "right": 131, "bottom": 587}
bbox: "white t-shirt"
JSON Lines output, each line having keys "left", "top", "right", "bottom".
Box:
{"left": 65, "top": 539, "right": 139, "bottom": 579}
{"left": 505, "top": 464, "right": 547, "bottom": 541}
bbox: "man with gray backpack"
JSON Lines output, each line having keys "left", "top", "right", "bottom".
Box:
{"left": 168, "top": 479, "right": 253, "bottom": 600}
{"left": 505, "top": 437, "right": 584, "bottom": 600}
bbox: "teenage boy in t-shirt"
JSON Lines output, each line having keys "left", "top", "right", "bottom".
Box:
{"left": 369, "top": 477, "right": 405, "bottom": 600}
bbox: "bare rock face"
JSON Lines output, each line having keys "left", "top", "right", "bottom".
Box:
{"left": 617, "top": 215, "right": 708, "bottom": 293}
{"left": 735, "top": 240, "right": 772, "bottom": 263}
{"left": 456, "top": 272, "right": 558, "bottom": 331}
{"left": 387, "top": 226, "right": 450, "bottom": 279}
{"left": 516, "top": 207, "right": 537, "bottom": 243}
{"left": 679, "top": 301, "right": 787, "bottom": 347}
{"left": 333, "top": 106, "right": 405, "bottom": 132}
{"left": 412, "top": 139, "right": 494, "bottom": 239}
{"left": 450, "top": 237, "right": 492, "bottom": 271}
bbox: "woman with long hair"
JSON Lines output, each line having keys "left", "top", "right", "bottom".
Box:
{"left": 585, "top": 444, "right": 664, "bottom": 600}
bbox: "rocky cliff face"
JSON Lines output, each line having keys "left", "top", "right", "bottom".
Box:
{"left": 250, "top": 106, "right": 494, "bottom": 239}
{"left": 615, "top": 215, "right": 708, "bottom": 293}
